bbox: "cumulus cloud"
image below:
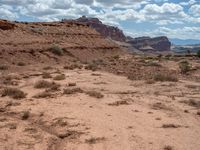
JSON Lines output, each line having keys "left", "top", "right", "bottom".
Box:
{"left": 0, "top": 0, "right": 199, "bottom": 39}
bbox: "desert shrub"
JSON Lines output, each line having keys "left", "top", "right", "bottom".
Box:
{"left": 33, "top": 91, "right": 52, "bottom": 99}
{"left": 153, "top": 73, "right": 178, "bottom": 82}
{"left": 63, "top": 88, "right": 83, "bottom": 95}
{"left": 68, "top": 82, "right": 76, "bottom": 87}
{"left": 86, "top": 91, "right": 104, "bottom": 99}
{"left": 53, "top": 74, "right": 66, "bottom": 80}
{"left": 113, "top": 55, "right": 120, "bottom": 60}
{"left": 46, "top": 83, "right": 61, "bottom": 92}
{"left": 197, "top": 50, "right": 200, "bottom": 58}
{"left": 49, "top": 44, "right": 63, "bottom": 56}
{"left": 34, "top": 80, "right": 53, "bottom": 89}
{"left": 181, "top": 99, "right": 200, "bottom": 108}
{"left": 42, "top": 72, "right": 52, "bottom": 79}
{"left": 179, "top": 60, "right": 191, "bottom": 74}
{"left": 21, "top": 111, "right": 30, "bottom": 120}
{"left": 0, "top": 64, "right": 8, "bottom": 70}
{"left": 17, "top": 62, "right": 26, "bottom": 66}
{"left": 164, "top": 145, "right": 174, "bottom": 150}
{"left": 1, "top": 87, "right": 26, "bottom": 99}
{"left": 85, "top": 63, "right": 98, "bottom": 71}
{"left": 43, "top": 66, "right": 53, "bottom": 70}
{"left": 64, "top": 64, "right": 83, "bottom": 70}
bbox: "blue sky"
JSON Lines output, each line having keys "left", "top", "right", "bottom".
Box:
{"left": 0, "top": 0, "right": 200, "bottom": 39}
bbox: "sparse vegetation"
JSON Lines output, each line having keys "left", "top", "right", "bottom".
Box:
{"left": 0, "top": 64, "right": 8, "bottom": 70}
{"left": 86, "top": 91, "right": 104, "bottom": 99}
{"left": 17, "top": 62, "right": 26, "bottom": 66}
{"left": 33, "top": 91, "right": 52, "bottom": 99}
{"left": 180, "top": 99, "right": 200, "bottom": 108}
{"left": 68, "top": 82, "right": 76, "bottom": 87}
{"left": 1, "top": 87, "right": 26, "bottom": 99}
{"left": 179, "top": 60, "right": 191, "bottom": 74}
{"left": 34, "top": 80, "right": 54, "bottom": 89}
{"left": 153, "top": 73, "right": 178, "bottom": 82}
{"left": 43, "top": 66, "right": 53, "bottom": 70}
{"left": 21, "top": 111, "right": 30, "bottom": 120}
{"left": 85, "top": 63, "right": 98, "bottom": 71}
{"left": 164, "top": 145, "right": 174, "bottom": 150}
{"left": 49, "top": 44, "right": 63, "bottom": 56}
{"left": 108, "top": 100, "right": 129, "bottom": 106}
{"left": 85, "top": 137, "right": 106, "bottom": 144}
{"left": 63, "top": 88, "right": 83, "bottom": 95}
{"left": 42, "top": 72, "right": 52, "bottom": 79}
{"left": 64, "top": 64, "right": 83, "bottom": 70}
{"left": 162, "top": 124, "right": 181, "bottom": 128}
{"left": 53, "top": 74, "right": 66, "bottom": 80}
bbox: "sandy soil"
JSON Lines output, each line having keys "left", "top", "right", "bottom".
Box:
{"left": 0, "top": 66, "right": 200, "bottom": 150}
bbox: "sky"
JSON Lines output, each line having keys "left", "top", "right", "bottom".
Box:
{"left": 0, "top": 0, "right": 200, "bottom": 40}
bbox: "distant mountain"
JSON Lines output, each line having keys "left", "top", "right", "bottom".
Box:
{"left": 170, "top": 38, "right": 200, "bottom": 46}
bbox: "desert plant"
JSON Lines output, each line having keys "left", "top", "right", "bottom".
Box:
{"left": 63, "top": 88, "right": 83, "bottom": 95}
{"left": 153, "top": 73, "right": 178, "bottom": 82}
{"left": 49, "top": 44, "right": 63, "bottom": 56}
{"left": 0, "top": 64, "right": 8, "bottom": 70}
{"left": 85, "top": 63, "right": 98, "bottom": 71}
{"left": 53, "top": 74, "right": 66, "bottom": 80}
{"left": 42, "top": 72, "right": 52, "bottom": 79}
{"left": 34, "top": 80, "right": 53, "bottom": 89}
{"left": 197, "top": 50, "right": 200, "bottom": 58}
{"left": 17, "top": 62, "right": 26, "bottom": 66}
{"left": 86, "top": 91, "right": 104, "bottom": 99}
{"left": 1, "top": 87, "right": 26, "bottom": 99}
{"left": 33, "top": 91, "right": 52, "bottom": 99}
{"left": 21, "top": 111, "right": 30, "bottom": 120}
{"left": 179, "top": 60, "right": 191, "bottom": 74}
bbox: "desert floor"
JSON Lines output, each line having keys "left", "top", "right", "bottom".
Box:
{"left": 0, "top": 65, "right": 200, "bottom": 150}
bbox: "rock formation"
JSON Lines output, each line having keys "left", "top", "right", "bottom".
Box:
{"left": 75, "top": 16, "right": 126, "bottom": 42}
{"left": 127, "top": 36, "right": 171, "bottom": 51}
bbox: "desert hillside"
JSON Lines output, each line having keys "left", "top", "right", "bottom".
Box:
{"left": 0, "top": 19, "right": 200, "bottom": 150}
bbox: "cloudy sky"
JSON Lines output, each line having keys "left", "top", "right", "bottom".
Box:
{"left": 0, "top": 0, "right": 200, "bottom": 40}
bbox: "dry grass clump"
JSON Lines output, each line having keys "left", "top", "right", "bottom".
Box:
{"left": 64, "top": 64, "right": 83, "bottom": 70}
{"left": 0, "top": 64, "right": 8, "bottom": 70}
{"left": 53, "top": 74, "right": 66, "bottom": 81}
{"left": 85, "top": 63, "right": 98, "bottom": 71}
{"left": 179, "top": 60, "right": 191, "bottom": 74}
{"left": 17, "top": 62, "right": 26, "bottom": 66}
{"left": 63, "top": 88, "right": 83, "bottom": 95}
{"left": 86, "top": 91, "right": 104, "bottom": 99}
{"left": 43, "top": 66, "right": 53, "bottom": 70}
{"left": 68, "top": 82, "right": 76, "bottom": 87}
{"left": 34, "top": 80, "right": 53, "bottom": 89}
{"left": 49, "top": 44, "right": 63, "bottom": 56}
{"left": 85, "top": 137, "right": 106, "bottom": 144}
{"left": 42, "top": 72, "right": 52, "bottom": 79}
{"left": 21, "top": 111, "right": 30, "bottom": 120}
{"left": 164, "top": 145, "right": 174, "bottom": 150}
{"left": 180, "top": 99, "right": 200, "bottom": 108}
{"left": 33, "top": 91, "right": 52, "bottom": 99}
{"left": 46, "top": 83, "right": 61, "bottom": 92}
{"left": 108, "top": 100, "right": 129, "bottom": 106}
{"left": 1, "top": 87, "right": 26, "bottom": 99}
{"left": 162, "top": 124, "right": 181, "bottom": 128}
{"left": 153, "top": 73, "right": 178, "bottom": 82}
